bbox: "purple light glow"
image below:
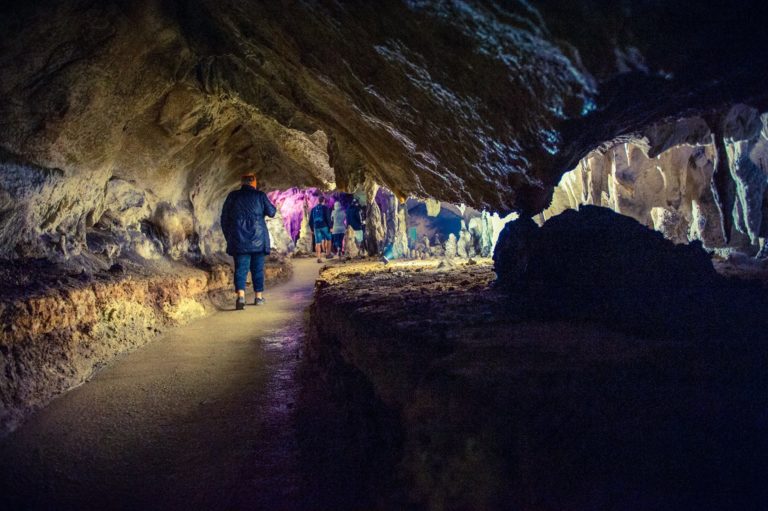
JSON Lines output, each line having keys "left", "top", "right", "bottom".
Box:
{"left": 267, "top": 188, "right": 319, "bottom": 240}
{"left": 267, "top": 188, "right": 355, "bottom": 240}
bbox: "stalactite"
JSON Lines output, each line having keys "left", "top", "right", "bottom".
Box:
{"left": 709, "top": 117, "right": 737, "bottom": 246}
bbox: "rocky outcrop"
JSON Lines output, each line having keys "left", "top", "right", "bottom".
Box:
{"left": 542, "top": 107, "right": 768, "bottom": 254}
{"left": 494, "top": 206, "right": 768, "bottom": 339}
{"left": 1, "top": 0, "right": 767, "bottom": 262}
{"left": 0, "top": 258, "right": 291, "bottom": 435}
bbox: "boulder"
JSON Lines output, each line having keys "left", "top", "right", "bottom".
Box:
{"left": 493, "top": 206, "right": 726, "bottom": 337}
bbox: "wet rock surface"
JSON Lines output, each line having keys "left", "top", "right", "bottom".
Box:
{"left": 0, "top": 256, "right": 291, "bottom": 435}
{"left": 310, "top": 258, "right": 768, "bottom": 510}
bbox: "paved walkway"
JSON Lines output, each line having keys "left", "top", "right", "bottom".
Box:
{"left": 0, "top": 259, "right": 322, "bottom": 510}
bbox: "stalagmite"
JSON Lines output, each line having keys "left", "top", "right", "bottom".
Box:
{"left": 266, "top": 209, "right": 294, "bottom": 255}
{"left": 365, "top": 182, "right": 385, "bottom": 256}
{"left": 392, "top": 202, "right": 409, "bottom": 259}
{"left": 384, "top": 193, "right": 397, "bottom": 249}
{"left": 457, "top": 227, "right": 471, "bottom": 259}
{"left": 444, "top": 233, "right": 458, "bottom": 260}
{"left": 295, "top": 198, "right": 314, "bottom": 255}
{"left": 344, "top": 225, "right": 359, "bottom": 259}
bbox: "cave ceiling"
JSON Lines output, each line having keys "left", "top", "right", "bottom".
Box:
{"left": 1, "top": 0, "right": 767, "bottom": 214}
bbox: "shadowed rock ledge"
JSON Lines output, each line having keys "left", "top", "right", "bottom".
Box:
{"left": 308, "top": 250, "right": 768, "bottom": 509}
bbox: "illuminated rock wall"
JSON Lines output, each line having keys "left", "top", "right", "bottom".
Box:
{"left": 0, "top": 260, "right": 292, "bottom": 435}
{"left": 541, "top": 107, "right": 768, "bottom": 254}
{"left": 1, "top": 0, "right": 767, "bottom": 265}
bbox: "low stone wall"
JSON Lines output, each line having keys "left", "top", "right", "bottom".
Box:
{"left": 309, "top": 259, "right": 768, "bottom": 510}
{"left": 0, "top": 258, "right": 291, "bottom": 435}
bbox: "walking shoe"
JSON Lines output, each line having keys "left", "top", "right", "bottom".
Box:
{"left": 235, "top": 297, "right": 245, "bottom": 310}
{"left": 317, "top": 257, "right": 323, "bottom": 263}
{"left": 254, "top": 297, "right": 265, "bottom": 306}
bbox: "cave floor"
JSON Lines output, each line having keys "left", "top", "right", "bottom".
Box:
{"left": 0, "top": 259, "right": 327, "bottom": 510}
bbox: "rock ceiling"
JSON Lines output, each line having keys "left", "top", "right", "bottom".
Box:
{"left": 1, "top": 0, "right": 767, "bottom": 258}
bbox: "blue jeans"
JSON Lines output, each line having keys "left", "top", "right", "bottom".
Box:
{"left": 314, "top": 226, "right": 331, "bottom": 243}
{"left": 234, "top": 253, "right": 265, "bottom": 292}
{"left": 331, "top": 233, "right": 344, "bottom": 253}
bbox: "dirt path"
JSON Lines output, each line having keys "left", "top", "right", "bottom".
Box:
{"left": 0, "top": 259, "right": 323, "bottom": 510}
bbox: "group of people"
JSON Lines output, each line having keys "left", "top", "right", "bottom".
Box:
{"left": 309, "top": 195, "right": 365, "bottom": 263}
{"left": 220, "top": 174, "right": 368, "bottom": 310}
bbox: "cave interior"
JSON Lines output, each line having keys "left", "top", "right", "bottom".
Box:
{"left": 1, "top": 0, "right": 768, "bottom": 509}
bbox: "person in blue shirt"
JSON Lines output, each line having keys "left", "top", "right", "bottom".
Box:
{"left": 310, "top": 196, "right": 332, "bottom": 263}
{"left": 220, "top": 174, "right": 277, "bottom": 310}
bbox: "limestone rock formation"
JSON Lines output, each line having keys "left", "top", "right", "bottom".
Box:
{"left": 360, "top": 183, "right": 383, "bottom": 257}
{"left": 443, "top": 233, "right": 458, "bottom": 262}
{"left": 0, "top": 258, "right": 293, "bottom": 434}
{"left": 492, "top": 216, "right": 540, "bottom": 290}
{"left": 295, "top": 199, "right": 314, "bottom": 255}
{"left": 425, "top": 199, "right": 441, "bottom": 217}
{"left": 542, "top": 107, "right": 768, "bottom": 254}
{"left": 310, "top": 260, "right": 768, "bottom": 509}
{"left": 391, "top": 202, "right": 410, "bottom": 260}
{"left": 1, "top": 0, "right": 767, "bottom": 263}
{"left": 343, "top": 226, "right": 359, "bottom": 259}
{"left": 266, "top": 210, "right": 294, "bottom": 255}
{"left": 456, "top": 227, "right": 471, "bottom": 259}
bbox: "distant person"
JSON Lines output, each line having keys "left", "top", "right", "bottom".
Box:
{"left": 407, "top": 226, "right": 419, "bottom": 257}
{"left": 310, "top": 196, "right": 332, "bottom": 263}
{"left": 330, "top": 201, "right": 347, "bottom": 257}
{"left": 346, "top": 198, "right": 365, "bottom": 255}
{"left": 220, "top": 174, "right": 277, "bottom": 310}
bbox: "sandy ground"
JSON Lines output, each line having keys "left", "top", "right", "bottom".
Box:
{"left": 0, "top": 259, "right": 321, "bottom": 510}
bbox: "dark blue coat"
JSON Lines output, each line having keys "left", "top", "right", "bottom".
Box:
{"left": 220, "top": 186, "right": 277, "bottom": 255}
{"left": 346, "top": 203, "right": 364, "bottom": 230}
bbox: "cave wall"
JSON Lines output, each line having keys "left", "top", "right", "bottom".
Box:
{"left": 0, "top": 260, "right": 292, "bottom": 435}
{"left": 541, "top": 106, "right": 768, "bottom": 254}
{"left": 1, "top": 0, "right": 767, "bottom": 263}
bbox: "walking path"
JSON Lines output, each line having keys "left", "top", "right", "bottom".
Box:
{"left": 0, "top": 259, "right": 322, "bottom": 510}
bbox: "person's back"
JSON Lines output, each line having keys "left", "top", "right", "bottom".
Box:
{"left": 310, "top": 202, "right": 330, "bottom": 229}
{"left": 220, "top": 174, "right": 277, "bottom": 309}
{"left": 346, "top": 202, "right": 363, "bottom": 231}
{"left": 310, "top": 196, "right": 332, "bottom": 262}
{"left": 346, "top": 200, "right": 365, "bottom": 255}
{"left": 221, "top": 187, "right": 276, "bottom": 255}
{"left": 330, "top": 202, "right": 347, "bottom": 256}
{"left": 331, "top": 202, "right": 346, "bottom": 235}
